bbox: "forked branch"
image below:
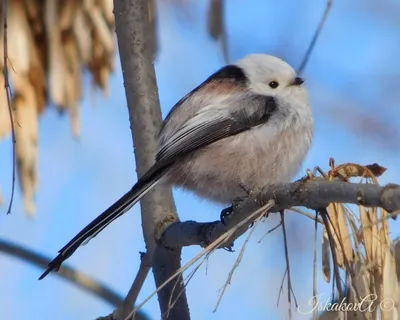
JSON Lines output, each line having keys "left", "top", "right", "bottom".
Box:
{"left": 161, "top": 180, "right": 400, "bottom": 250}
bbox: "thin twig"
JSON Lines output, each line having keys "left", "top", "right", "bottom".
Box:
{"left": 298, "top": 0, "right": 333, "bottom": 75}
{"left": 2, "top": 0, "right": 16, "bottom": 214}
{"left": 207, "top": 0, "right": 230, "bottom": 64}
{"left": 164, "top": 254, "right": 209, "bottom": 319}
{"left": 166, "top": 277, "right": 184, "bottom": 319}
{"left": 125, "top": 200, "right": 275, "bottom": 320}
{"left": 314, "top": 166, "right": 329, "bottom": 180}
{"left": 115, "top": 252, "right": 152, "bottom": 320}
{"left": 0, "top": 238, "right": 124, "bottom": 307}
{"left": 331, "top": 268, "right": 336, "bottom": 301}
{"left": 280, "top": 210, "right": 296, "bottom": 320}
{"left": 258, "top": 221, "right": 282, "bottom": 243}
{"left": 324, "top": 210, "right": 361, "bottom": 300}
{"left": 319, "top": 208, "right": 344, "bottom": 300}
{"left": 289, "top": 207, "right": 323, "bottom": 224}
{"left": 213, "top": 207, "right": 267, "bottom": 312}
{"left": 277, "top": 268, "right": 288, "bottom": 307}
{"left": 312, "top": 210, "right": 319, "bottom": 320}
{"left": 358, "top": 209, "right": 400, "bottom": 232}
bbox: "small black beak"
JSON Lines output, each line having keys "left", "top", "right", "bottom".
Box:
{"left": 293, "top": 77, "right": 305, "bottom": 86}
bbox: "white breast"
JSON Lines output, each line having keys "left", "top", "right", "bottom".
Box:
{"left": 168, "top": 106, "right": 314, "bottom": 204}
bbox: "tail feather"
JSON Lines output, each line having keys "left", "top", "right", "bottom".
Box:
{"left": 39, "top": 165, "right": 164, "bottom": 280}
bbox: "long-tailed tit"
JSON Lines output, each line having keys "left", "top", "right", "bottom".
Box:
{"left": 39, "top": 54, "right": 314, "bottom": 279}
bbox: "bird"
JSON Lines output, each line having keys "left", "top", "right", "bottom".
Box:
{"left": 39, "top": 54, "right": 314, "bottom": 280}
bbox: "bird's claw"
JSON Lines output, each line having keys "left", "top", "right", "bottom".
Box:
{"left": 220, "top": 205, "right": 233, "bottom": 225}
{"left": 239, "top": 183, "right": 253, "bottom": 195}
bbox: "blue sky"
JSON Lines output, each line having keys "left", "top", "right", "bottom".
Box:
{"left": 1, "top": 0, "right": 400, "bottom": 319}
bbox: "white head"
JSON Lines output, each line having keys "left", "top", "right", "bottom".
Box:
{"left": 235, "top": 54, "right": 309, "bottom": 104}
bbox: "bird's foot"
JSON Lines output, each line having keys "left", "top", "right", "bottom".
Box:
{"left": 239, "top": 183, "right": 253, "bottom": 196}
{"left": 220, "top": 205, "right": 233, "bottom": 225}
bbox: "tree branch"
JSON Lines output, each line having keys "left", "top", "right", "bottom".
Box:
{"left": 2, "top": 0, "right": 17, "bottom": 214}
{"left": 113, "top": 0, "right": 189, "bottom": 319}
{"left": 297, "top": 0, "right": 333, "bottom": 75}
{"left": 161, "top": 180, "right": 400, "bottom": 249}
{"left": 115, "top": 252, "right": 151, "bottom": 320}
{"left": 0, "top": 238, "right": 147, "bottom": 320}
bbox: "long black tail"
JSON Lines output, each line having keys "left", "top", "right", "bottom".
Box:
{"left": 39, "top": 163, "right": 167, "bottom": 280}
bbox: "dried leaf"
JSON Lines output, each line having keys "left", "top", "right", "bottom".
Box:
{"left": 13, "top": 78, "right": 39, "bottom": 217}
{"left": 346, "top": 211, "right": 362, "bottom": 248}
{"left": 1, "top": 0, "right": 116, "bottom": 215}
{"left": 369, "top": 207, "right": 378, "bottom": 265}
{"left": 327, "top": 203, "right": 344, "bottom": 267}
{"left": 0, "top": 73, "right": 11, "bottom": 139}
{"left": 360, "top": 205, "right": 374, "bottom": 262}
{"left": 381, "top": 247, "right": 398, "bottom": 320}
{"left": 84, "top": 0, "right": 114, "bottom": 55}
{"left": 365, "top": 163, "right": 387, "bottom": 177}
{"left": 23, "top": 0, "right": 43, "bottom": 35}
{"left": 63, "top": 30, "right": 83, "bottom": 135}
{"left": 73, "top": 8, "right": 92, "bottom": 63}
{"left": 322, "top": 226, "right": 331, "bottom": 283}
{"left": 373, "top": 268, "right": 382, "bottom": 320}
{"left": 101, "top": 0, "right": 115, "bottom": 25}
{"left": 7, "top": 1, "right": 32, "bottom": 74}
{"left": 354, "top": 262, "right": 373, "bottom": 320}
{"left": 28, "top": 27, "right": 47, "bottom": 114}
{"left": 45, "top": 0, "right": 66, "bottom": 107}
{"left": 59, "top": 1, "right": 77, "bottom": 31}
{"left": 328, "top": 162, "right": 386, "bottom": 183}
{"left": 380, "top": 209, "right": 392, "bottom": 245}
{"left": 336, "top": 203, "right": 354, "bottom": 266}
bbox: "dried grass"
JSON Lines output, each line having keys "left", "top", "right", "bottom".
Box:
{"left": 315, "top": 160, "right": 399, "bottom": 320}
{"left": 0, "top": 0, "right": 162, "bottom": 216}
{"left": 0, "top": 0, "right": 120, "bottom": 215}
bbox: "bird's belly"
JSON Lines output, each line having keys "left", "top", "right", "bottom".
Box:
{"left": 168, "top": 126, "right": 312, "bottom": 204}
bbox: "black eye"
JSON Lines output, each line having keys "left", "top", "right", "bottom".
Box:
{"left": 269, "top": 81, "right": 279, "bottom": 89}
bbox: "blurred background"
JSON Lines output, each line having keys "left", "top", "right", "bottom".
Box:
{"left": 0, "top": 0, "right": 399, "bottom": 319}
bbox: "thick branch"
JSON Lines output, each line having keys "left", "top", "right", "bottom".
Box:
{"left": 161, "top": 180, "right": 400, "bottom": 249}
{"left": 113, "top": 0, "right": 189, "bottom": 319}
{"left": 113, "top": 0, "right": 176, "bottom": 255}
{"left": 0, "top": 238, "right": 149, "bottom": 320}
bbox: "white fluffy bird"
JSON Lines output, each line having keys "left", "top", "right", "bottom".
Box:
{"left": 39, "top": 54, "right": 314, "bottom": 279}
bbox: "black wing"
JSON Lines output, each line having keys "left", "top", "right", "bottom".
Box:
{"left": 156, "top": 94, "right": 277, "bottom": 162}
